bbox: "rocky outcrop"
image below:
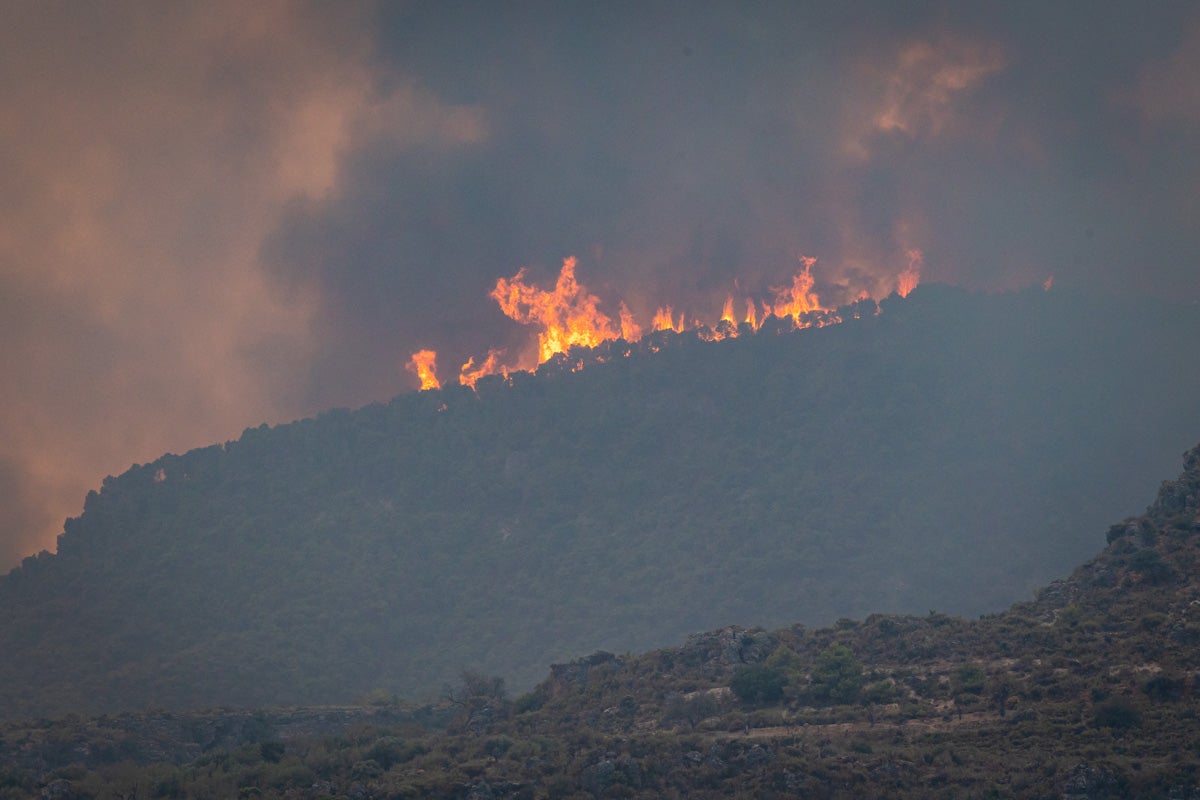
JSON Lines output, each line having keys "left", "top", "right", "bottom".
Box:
{"left": 676, "top": 626, "right": 776, "bottom": 673}
{"left": 1149, "top": 444, "right": 1200, "bottom": 521}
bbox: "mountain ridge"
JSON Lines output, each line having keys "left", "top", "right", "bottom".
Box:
{"left": 3, "top": 441, "right": 1199, "bottom": 798}
{"left": 2, "top": 284, "right": 1199, "bottom": 719}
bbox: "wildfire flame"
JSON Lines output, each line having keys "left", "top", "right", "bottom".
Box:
{"left": 406, "top": 248, "right": 933, "bottom": 391}
{"left": 897, "top": 248, "right": 922, "bottom": 298}
{"left": 618, "top": 302, "right": 642, "bottom": 342}
{"left": 744, "top": 298, "right": 759, "bottom": 330}
{"left": 405, "top": 349, "right": 441, "bottom": 391}
{"left": 770, "top": 256, "right": 823, "bottom": 322}
{"left": 491, "top": 256, "right": 621, "bottom": 365}
{"left": 651, "top": 305, "right": 686, "bottom": 333}
{"left": 459, "top": 349, "right": 507, "bottom": 389}
{"left": 720, "top": 296, "right": 736, "bottom": 325}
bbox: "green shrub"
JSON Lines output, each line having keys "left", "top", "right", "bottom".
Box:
{"left": 513, "top": 691, "right": 545, "bottom": 714}
{"left": 1143, "top": 675, "right": 1185, "bottom": 702}
{"left": 1139, "top": 612, "right": 1167, "bottom": 631}
{"left": 1128, "top": 549, "right": 1175, "bottom": 584}
{"left": 1057, "top": 605, "right": 1082, "bottom": 628}
{"left": 808, "top": 644, "right": 864, "bottom": 705}
{"left": 1092, "top": 701, "right": 1141, "bottom": 730}
{"left": 258, "top": 741, "right": 285, "bottom": 763}
{"left": 953, "top": 665, "right": 987, "bottom": 696}
{"left": 730, "top": 664, "right": 787, "bottom": 705}
{"left": 862, "top": 680, "right": 898, "bottom": 705}
{"left": 364, "top": 736, "right": 425, "bottom": 770}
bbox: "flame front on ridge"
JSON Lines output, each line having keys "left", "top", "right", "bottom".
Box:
{"left": 897, "top": 249, "right": 922, "bottom": 298}
{"left": 459, "top": 349, "right": 507, "bottom": 389}
{"left": 405, "top": 349, "right": 441, "bottom": 391}
{"left": 770, "top": 256, "right": 823, "bottom": 321}
{"left": 490, "top": 256, "right": 621, "bottom": 365}
{"left": 407, "top": 250, "right": 923, "bottom": 391}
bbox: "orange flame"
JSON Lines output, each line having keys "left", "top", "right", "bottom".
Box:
{"left": 770, "top": 256, "right": 824, "bottom": 322}
{"left": 491, "top": 256, "right": 620, "bottom": 364}
{"left": 419, "top": 249, "right": 924, "bottom": 394}
{"left": 459, "top": 349, "right": 508, "bottom": 389}
{"left": 406, "top": 349, "right": 441, "bottom": 391}
{"left": 1043, "top": 275, "right": 1054, "bottom": 291}
{"left": 619, "top": 301, "right": 642, "bottom": 341}
{"left": 720, "top": 296, "right": 736, "bottom": 324}
{"left": 744, "top": 299, "right": 759, "bottom": 330}
{"left": 651, "top": 305, "right": 685, "bottom": 333}
{"left": 897, "top": 248, "right": 922, "bottom": 298}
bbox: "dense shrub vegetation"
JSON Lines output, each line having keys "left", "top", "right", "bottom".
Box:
{"left": 3, "top": 443, "right": 1200, "bottom": 797}
{"left": 2, "top": 286, "right": 1199, "bottom": 718}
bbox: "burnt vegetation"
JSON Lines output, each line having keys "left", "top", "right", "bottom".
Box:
{"left": 2, "top": 285, "right": 1200, "bottom": 722}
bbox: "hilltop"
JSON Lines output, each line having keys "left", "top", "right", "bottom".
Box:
{"left": 1, "top": 284, "right": 1199, "bottom": 718}
{"left": 3, "top": 443, "right": 1199, "bottom": 798}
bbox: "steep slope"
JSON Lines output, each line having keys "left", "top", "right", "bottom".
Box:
{"left": 408, "top": 442, "right": 1200, "bottom": 798}
{"left": 4, "top": 444, "right": 1200, "bottom": 799}
{"left": 1, "top": 285, "right": 1199, "bottom": 718}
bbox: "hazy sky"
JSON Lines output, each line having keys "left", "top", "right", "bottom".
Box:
{"left": 2, "top": 0, "right": 1198, "bottom": 568}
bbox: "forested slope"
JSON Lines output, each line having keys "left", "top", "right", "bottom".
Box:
{"left": 5, "top": 441, "right": 1200, "bottom": 799}
{"left": 1, "top": 285, "right": 1198, "bottom": 718}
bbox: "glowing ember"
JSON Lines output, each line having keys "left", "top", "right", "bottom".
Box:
{"left": 897, "top": 248, "right": 922, "bottom": 298}
{"left": 406, "top": 349, "right": 441, "bottom": 390}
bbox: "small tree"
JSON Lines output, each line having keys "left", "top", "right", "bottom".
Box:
{"left": 452, "top": 670, "right": 507, "bottom": 703}
{"left": 862, "top": 679, "right": 898, "bottom": 705}
{"left": 808, "top": 644, "right": 864, "bottom": 705}
{"left": 663, "top": 692, "right": 721, "bottom": 729}
{"left": 444, "top": 670, "right": 510, "bottom": 733}
{"left": 1129, "top": 549, "right": 1175, "bottom": 584}
{"left": 991, "top": 681, "right": 1011, "bottom": 716}
{"left": 730, "top": 664, "right": 787, "bottom": 705}
{"left": 952, "top": 664, "right": 986, "bottom": 696}
{"left": 1092, "top": 700, "right": 1141, "bottom": 731}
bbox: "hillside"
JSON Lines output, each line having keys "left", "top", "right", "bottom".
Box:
{"left": 3, "top": 443, "right": 1200, "bottom": 798}
{"left": 2, "top": 285, "right": 1200, "bottom": 718}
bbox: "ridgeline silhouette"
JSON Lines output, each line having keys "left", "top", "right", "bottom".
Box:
{"left": 2, "top": 284, "right": 1199, "bottom": 719}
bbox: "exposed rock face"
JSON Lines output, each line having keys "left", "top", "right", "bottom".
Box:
{"left": 577, "top": 753, "right": 643, "bottom": 795}
{"left": 39, "top": 779, "right": 75, "bottom": 800}
{"left": 677, "top": 626, "right": 776, "bottom": 673}
{"left": 544, "top": 650, "right": 624, "bottom": 699}
{"left": 1150, "top": 444, "right": 1200, "bottom": 520}
{"left": 1060, "top": 763, "right": 1118, "bottom": 800}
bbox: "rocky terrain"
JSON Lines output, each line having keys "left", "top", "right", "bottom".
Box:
{"left": 4, "top": 444, "right": 1199, "bottom": 798}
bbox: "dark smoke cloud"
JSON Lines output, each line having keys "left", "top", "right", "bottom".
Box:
{"left": 3, "top": 1, "right": 1199, "bottom": 567}
{"left": 272, "top": 1, "right": 1200, "bottom": 395}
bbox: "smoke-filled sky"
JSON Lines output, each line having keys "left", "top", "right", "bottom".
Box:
{"left": 2, "top": 0, "right": 1198, "bottom": 568}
